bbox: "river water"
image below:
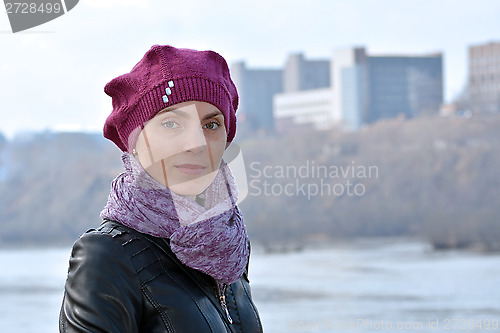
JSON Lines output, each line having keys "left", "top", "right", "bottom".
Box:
{"left": 0, "top": 238, "right": 499, "bottom": 332}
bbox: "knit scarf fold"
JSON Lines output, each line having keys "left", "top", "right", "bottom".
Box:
{"left": 100, "top": 152, "right": 249, "bottom": 285}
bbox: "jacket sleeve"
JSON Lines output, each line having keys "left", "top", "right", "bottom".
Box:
{"left": 59, "top": 231, "right": 143, "bottom": 333}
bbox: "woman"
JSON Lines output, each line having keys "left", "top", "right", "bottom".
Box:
{"left": 59, "top": 45, "right": 263, "bottom": 332}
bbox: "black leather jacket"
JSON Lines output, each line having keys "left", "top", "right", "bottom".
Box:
{"left": 59, "top": 220, "right": 263, "bottom": 332}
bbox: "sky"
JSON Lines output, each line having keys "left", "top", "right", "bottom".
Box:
{"left": 0, "top": 0, "right": 499, "bottom": 139}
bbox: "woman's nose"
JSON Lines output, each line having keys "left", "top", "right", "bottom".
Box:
{"left": 182, "top": 125, "right": 207, "bottom": 153}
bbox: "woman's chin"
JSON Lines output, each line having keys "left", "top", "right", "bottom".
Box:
{"left": 169, "top": 171, "right": 218, "bottom": 198}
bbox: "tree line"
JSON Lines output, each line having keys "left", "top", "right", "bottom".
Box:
{"left": 1, "top": 113, "right": 499, "bottom": 251}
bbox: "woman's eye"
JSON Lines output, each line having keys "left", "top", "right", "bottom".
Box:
{"left": 204, "top": 121, "right": 220, "bottom": 130}
{"left": 162, "top": 120, "right": 179, "bottom": 129}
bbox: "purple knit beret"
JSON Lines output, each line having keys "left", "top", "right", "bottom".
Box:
{"left": 103, "top": 45, "right": 239, "bottom": 152}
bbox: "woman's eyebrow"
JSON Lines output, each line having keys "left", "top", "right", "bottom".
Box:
{"left": 157, "top": 107, "right": 222, "bottom": 120}
{"left": 157, "top": 108, "right": 189, "bottom": 118}
{"left": 202, "top": 110, "right": 223, "bottom": 120}
{"left": 169, "top": 109, "right": 190, "bottom": 118}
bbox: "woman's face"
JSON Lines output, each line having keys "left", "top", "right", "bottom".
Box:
{"left": 134, "top": 101, "right": 227, "bottom": 197}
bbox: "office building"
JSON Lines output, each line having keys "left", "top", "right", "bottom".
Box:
{"left": 230, "top": 62, "right": 283, "bottom": 132}
{"left": 366, "top": 52, "right": 443, "bottom": 122}
{"left": 274, "top": 47, "right": 443, "bottom": 132}
{"left": 468, "top": 41, "right": 500, "bottom": 114}
{"left": 331, "top": 47, "right": 368, "bottom": 129}
{"left": 283, "top": 53, "right": 331, "bottom": 92}
{"left": 231, "top": 53, "right": 330, "bottom": 134}
{"left": 274, "top": 88, "right": 334, "bottom": 133}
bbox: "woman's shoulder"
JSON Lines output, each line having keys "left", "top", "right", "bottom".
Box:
{"left": 73, "top": 220, "right": 157, "bottom": 257}
{"left": 73, "top": 221, "right": 134, "bottom": 252}
{"left": 72, "top": 220, "right": 175, "bottom": 274}
{"left": 75, "top": 220, "right": 153, "bottom": 247}
{"left": 69, "top": 221, "right": 135, "bottom": 268}
{"left": 62, "top": 222, "right": 145, "bottom": 331}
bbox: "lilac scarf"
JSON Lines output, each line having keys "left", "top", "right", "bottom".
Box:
{"left": 100, "top": 153, "right": 249, "bottom": 285}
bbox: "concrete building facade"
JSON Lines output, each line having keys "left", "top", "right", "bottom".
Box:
{"left": 230, "top": 62, "right": 282, "bottom": 132}
{"left": 366, "top": 53, "right": 443, "bottom": 122}
{"left": 468, "top": 41, "right": 500, "bottom": 114}
{"left": 331, "top": 47, "right": 368, "bottom": 130}
{"left": 274, "top": 88, "right": 334, "bottom": 134}
{"left": 283, "top": 53, "right": 331, "bottom": 92}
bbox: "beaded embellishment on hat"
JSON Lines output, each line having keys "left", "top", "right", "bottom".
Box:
{"left": 162, "top": 80, "right": 175, "bottom": 103}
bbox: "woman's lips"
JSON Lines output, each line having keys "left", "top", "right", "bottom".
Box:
{"left": 175, "top": 164, "right": 207, "bottom": 175}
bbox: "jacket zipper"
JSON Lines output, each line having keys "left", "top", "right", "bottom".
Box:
{"left": 216, "top": 282, "right": 233, "bottom": 324}
{"left": 154, "top": 238, "right": 236, "bottom": 327}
